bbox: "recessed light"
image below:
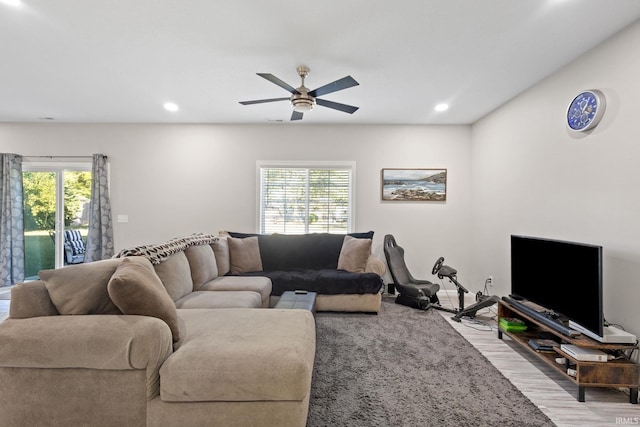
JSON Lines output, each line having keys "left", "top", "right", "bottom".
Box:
{"left": 0, "top": 0, "right": 22, "bottom": 7}
{"left": 163, "top": 102, "right": 179, "bottom": 112}
{"left": 434, "top": 103, "right": 449, "bottom": 112}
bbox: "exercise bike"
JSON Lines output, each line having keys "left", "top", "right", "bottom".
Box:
{"left": 431, "top": 257, "right": 500, "bottom": 322}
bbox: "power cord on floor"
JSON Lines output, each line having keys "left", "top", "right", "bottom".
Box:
{"left": 435, "top": 277, "right": 501, "bottom": 332}
{"left": 458, "top": 316, "right": 495, "bottom": 332}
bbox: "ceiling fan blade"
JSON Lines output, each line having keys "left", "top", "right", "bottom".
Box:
{"left": 316, "top": 98, "right": 359, "bottom": 114}
{"left": 257, "top": 73, "right": 300, "bottom": 94}
{"left": 308, "top": 76, "right": 359, "bottom": 98}
{"left": 239, "top": 97, "right": 290, "bottom": 105}
{"left": 291, "top": 111, "right": 304, "bottom": 121}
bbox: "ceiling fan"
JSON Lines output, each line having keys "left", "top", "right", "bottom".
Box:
{"left": 239, "top": 66, "right": 359, "bottom": 121}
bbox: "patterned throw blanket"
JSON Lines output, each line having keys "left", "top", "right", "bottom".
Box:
{"left": 114, "top": 233, "right": 219, "bottom": 265}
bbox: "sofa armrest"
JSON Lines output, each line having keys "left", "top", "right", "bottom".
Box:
{"left": 9, "top": 280, "right": 59, "bottom": 318}
{"left": 0, "top": 314, "right": 173, "bottom": 398}
{"left": 365, "top": 254, "right": 386, "bottom": 276}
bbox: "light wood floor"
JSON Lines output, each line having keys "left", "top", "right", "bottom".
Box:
{"left": 0, "top": 303, "right": 8, "bottom": 321}
{"left": 0, "top": 286, "right": 10, "bottom": 322}
{"left": 434, "top": 290, "right": 639, "bottom": 427}
{"left": 1, "top": 287, "right": 637, "bottom": 426}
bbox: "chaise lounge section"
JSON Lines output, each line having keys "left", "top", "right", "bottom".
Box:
{"left": 0, "top": 234, "right": 316, "bottom": 427}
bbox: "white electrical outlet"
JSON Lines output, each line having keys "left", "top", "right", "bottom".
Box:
{"left": 487, "top": 276, "right": 494, "bottom": 287}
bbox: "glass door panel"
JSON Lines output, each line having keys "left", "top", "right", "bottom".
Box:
{"left": 23, "top": 171, "right": 57, "bottom": 279}
{"left": 22, "top": 168, "right": 92, "bottom": 279}
{"left": 63, "top": 170, "right": 91, "bottom": 264}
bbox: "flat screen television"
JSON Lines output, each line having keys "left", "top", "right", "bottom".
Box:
{"left": 510, "top": 235, "right": 603, "bottom": 340}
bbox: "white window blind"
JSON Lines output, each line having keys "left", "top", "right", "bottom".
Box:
{"left": 259, "top": 164, "right": 353, "bottom": 234}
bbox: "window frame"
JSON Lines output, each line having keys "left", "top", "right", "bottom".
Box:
{"left": 256, "top": 160, "right": 356, "bottom": 234}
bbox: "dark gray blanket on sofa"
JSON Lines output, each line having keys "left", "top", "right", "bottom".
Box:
{"left": 226, "top": 232, "right": 384, "bottom": 296}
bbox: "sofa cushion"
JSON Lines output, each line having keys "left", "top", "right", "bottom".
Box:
{"left": 257, "top": 234, "right": 324, "bottom": 270}
{"left": 153, "top": 251, "right": 194, "bottom": 302}
{"left": 107, "top": 257, "right": 181, "bottom": 342}
{"left": 211, "top": 237, "right": 230, "bottom": 276}
{"left": 365, "top": 255, "right": 387, "bottom": 276}
{"left": 161, "top": 308, "right": 315, "bottom": 402}
{"left": 337, "top": 235, "right": 372, "bottom": 273}
{"left": 174, "top": 290, "right": 262, "bottom": 309}
{"left": 184, "top": 244, "right": 218, "bottom": 290}
{"left": 199, "top": 275, "right": 272, "bottom": 308}
{"left": 227, "top": 231, "right": 374, "bottom": 270}
{"left": 228, "top": 236, "right": 263, "bottom": 274}
{"left": 40, "top": 258, "right": 128, "bottom": 315}
{"left": 234, "top": 269, "right": 383, "bottom": 296}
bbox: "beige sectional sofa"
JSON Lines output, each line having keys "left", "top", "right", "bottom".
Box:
{"left": 0, "top": 235, "right": 316, "bottom": 427}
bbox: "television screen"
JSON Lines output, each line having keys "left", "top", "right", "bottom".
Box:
{"left": 510, "top": 235, "right": 603, "bottom": 338}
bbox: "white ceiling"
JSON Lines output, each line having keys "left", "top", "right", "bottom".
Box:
{"left": 2, "top": 0, "right": 640, "bottom": 125}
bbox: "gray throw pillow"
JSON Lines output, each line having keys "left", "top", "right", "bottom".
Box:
{"left": 107, "top": 257, "right": 181, "bottom": 342}
{"left": 40, "top": 258, "right": 124, "bottom": 315}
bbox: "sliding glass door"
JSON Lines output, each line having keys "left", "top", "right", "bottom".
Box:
{"left": 23, "top": 164, "right": 91, "bottom": 279}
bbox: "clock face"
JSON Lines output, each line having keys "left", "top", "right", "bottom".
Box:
{"left": 567, "top": 90, "right": 605, "bottom": 132}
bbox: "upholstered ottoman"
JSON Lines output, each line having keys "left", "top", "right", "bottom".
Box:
{"left": 148, "top": 308, "right": 316, "bottom": 427}
{"left": 275, "top": 291, "right": 317, "bottom": 314}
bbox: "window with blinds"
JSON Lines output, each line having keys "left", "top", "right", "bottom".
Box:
{"left": 259, "top": 163, "right": 353, "bottom": 234}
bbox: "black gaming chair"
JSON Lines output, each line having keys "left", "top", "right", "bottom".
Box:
{"left": 383, "top": 234, "right": 441, "bottom": 310}
{"left": 384, "top": 234, "right": 499, "bottom": 319}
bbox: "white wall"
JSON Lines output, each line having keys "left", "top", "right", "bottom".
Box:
{"left": 470, "top": 20, "right": 640, "bottom": 344}
{"left": 0, "top": 123, "right": 472, "bottom": 287}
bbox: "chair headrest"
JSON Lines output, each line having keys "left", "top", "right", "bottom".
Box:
{"left": 383, "top": 234, "right": 398, "bottom": 249}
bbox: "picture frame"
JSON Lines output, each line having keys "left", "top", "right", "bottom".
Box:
{"left": 381, "top": 168, "right": 447, "bottom": 201}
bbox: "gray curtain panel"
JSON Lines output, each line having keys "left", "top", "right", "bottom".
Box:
{"left": 84, "top": 154, "right": 114, "bottom": 262}
{"left": 0, "top": 153, "right": 25, "bottom": 287}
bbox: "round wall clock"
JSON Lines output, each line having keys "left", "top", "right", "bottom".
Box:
{"left": 566, "top": 89, "right": 606, "bottom": 132}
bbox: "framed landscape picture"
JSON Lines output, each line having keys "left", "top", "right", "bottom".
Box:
{"left": 381, "top": 168, "right": 447, "bottom": 201}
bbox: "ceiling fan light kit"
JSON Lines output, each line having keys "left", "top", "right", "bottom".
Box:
{"left": 240, "top": 66, "right": 359, "bottom": 121}
{"left": 291, "top": 96, "right": 315, "bottom": 113}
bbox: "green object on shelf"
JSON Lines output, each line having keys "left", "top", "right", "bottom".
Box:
{"left": 499, "top": 317, "right": 527, "bottom": 332}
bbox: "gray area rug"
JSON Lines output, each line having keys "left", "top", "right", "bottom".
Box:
{"left": 307, "top": 297, "right": 555, "bottom": 427}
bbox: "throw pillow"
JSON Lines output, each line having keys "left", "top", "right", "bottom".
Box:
{"left": 107, "top": 257, "right": 181, "bottom": 342}
{"left": 40, "top": 258, "right": 124, "bottom": 315}
{"left": 337, "top": 235, "right": 372, "bottom": 273}
{"left": 228, "top": 236, "right": 263, "bottom": 274}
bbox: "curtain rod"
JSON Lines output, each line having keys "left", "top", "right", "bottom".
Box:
{"left": 23, "top": 155, "right": 107, "bottom": 160}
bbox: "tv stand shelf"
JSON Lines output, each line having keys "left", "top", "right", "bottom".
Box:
{"left": 498, "top": 299, "right": 638, "bottom": 404}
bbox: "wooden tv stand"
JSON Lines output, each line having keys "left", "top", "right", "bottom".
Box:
{"left": 498, "top": 299, "right": 638, "bottom": 404}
